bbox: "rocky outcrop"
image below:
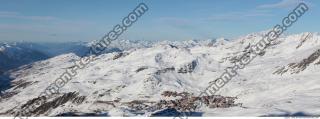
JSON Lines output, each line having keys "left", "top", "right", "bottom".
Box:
{"left": 56, "top": 112, "right": 109, "bottom": 116}
{"left": 155, "top": 67, "right": 175, "bottom": 75}
{"left": 5, "top": 92, "right": 86, "bottom": 116}
{"left": 112, "top": 52, "right": 129, "bottom": 60}
{"left": 72, "top": 96, "right": 86, "bottom": 104}
{"left": 296, "top": 33, "right": 311, "bottom": 49}
{"left": 0, "top": 91, "right": 18, "bottom": 102}
{"left": 112, "top": 52, "right": 124, "bottom": 60}
{"left": 136, "top": 66, "right": 148, "bottom": 73}
{"left": 161, "top": 91, "right": 190, "bottom": 98}
{"left": 290, "top": 49, "right": 320, "bottom": 73}
{"left": 274, "top": 49, "right": 320, "bottom": 75}
{"left": 178, "top": 60, "right": 197, "bottom": 73}
{"left": 273, "top": 66, "right": 288, "bottom": 75}
{"left": 94, "top": 101, "right": 116, "bottom": 107}
{"left": 12, "top": 80, "right": 38, "bottom": 90}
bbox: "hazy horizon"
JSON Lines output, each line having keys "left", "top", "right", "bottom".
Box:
{"left": 0, "top": 0, "right": 319, "bottom": 42}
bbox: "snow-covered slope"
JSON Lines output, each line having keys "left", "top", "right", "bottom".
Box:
{"left": 0, "top": 43, "right": 50, "bottom": 72}
{"left": 0, "top": 32, "right": 320, "bottom": 116}
{"left": 0, "top": 40, "right": 151, "bottom": 72}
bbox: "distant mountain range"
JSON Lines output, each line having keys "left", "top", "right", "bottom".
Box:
{"left": 0, "top": 39, "right": 221, "bottom": 73}
{"left": 1, "top": 32, "right": 320, "bottom": 116}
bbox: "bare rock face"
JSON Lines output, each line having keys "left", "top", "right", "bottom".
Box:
{"left": 273, "top": 66, "right": 288, "bottom": 75}
{"left": 136, "top": 66, "right": 148, "bottom": 73}
{"left": 161, "top": 91, "right": 190, "bottom": 98}
{"left": 72, "top": 96, "right": 86, "bottom": 104}
{"left": 155, "top": 67, "right": 175, "bottom": 75}
{"left": 12, "top": 80, "right": 38, "bottom": 90}
{"left": 178, "top": 60, "right": 198, "bottom": 73}
{"left": 0, "top": 91, "right": 18, "bottom": 102}
{"left": 289, "top": 49, "right": 320, "bottom": 73}
{"left": 5, "top": 92, "right": 87, "bottom": 116}
{"left": 56, "top": 112, "right": 109, "bottom": 116}
{"left": 296, "top": 33, "right": 312, "bottom": 49}
{"left": 274, "top": 49, "right": 320, "bottom": 75}
{"left": 112, "top": 52, "right": 124, "bottom": 60}
{"left": 112, "top": 52, "right": 130, "bottom": 60}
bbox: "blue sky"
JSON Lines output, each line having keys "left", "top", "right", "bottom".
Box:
{"left": 0, "top": 0, "right": 319, "bottom": 42}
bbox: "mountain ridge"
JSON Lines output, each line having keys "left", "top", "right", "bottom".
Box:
{"left": 0, "top": 32, "right": 320, "bottom": 116}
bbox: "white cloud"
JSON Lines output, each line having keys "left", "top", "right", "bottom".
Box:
{"left": 157, "top": 17, "right": 196, "bottom": 29}
{"left": 205, "top": 10, "right": 274, "bottom": 21}
{"left": 258, "top": 0, "right": 305, "bottom": 9}
{"left": 0, "top": 11, "right": 57, "bottom": 21}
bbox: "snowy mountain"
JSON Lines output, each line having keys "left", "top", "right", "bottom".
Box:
{"left": 0, "top": 40, "right": 156, "bottom": 92}
{"left": 0, "top": 43, "right": 50, "bottom": 92}
{"left": 0, "top": 40, "right": 152, "bottom": 72}
{"left": 0, "top": 39, "right": 218, "bottom": 73}
{"left": 0, "top": 32, "right": 320, "bottom": 116}
{"left": 0, "top": 42, "right": 50, "bottom": 72}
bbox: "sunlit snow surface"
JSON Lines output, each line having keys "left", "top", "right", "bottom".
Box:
{"left": 0, "top": 32, "right": 320, "bottom": 116}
